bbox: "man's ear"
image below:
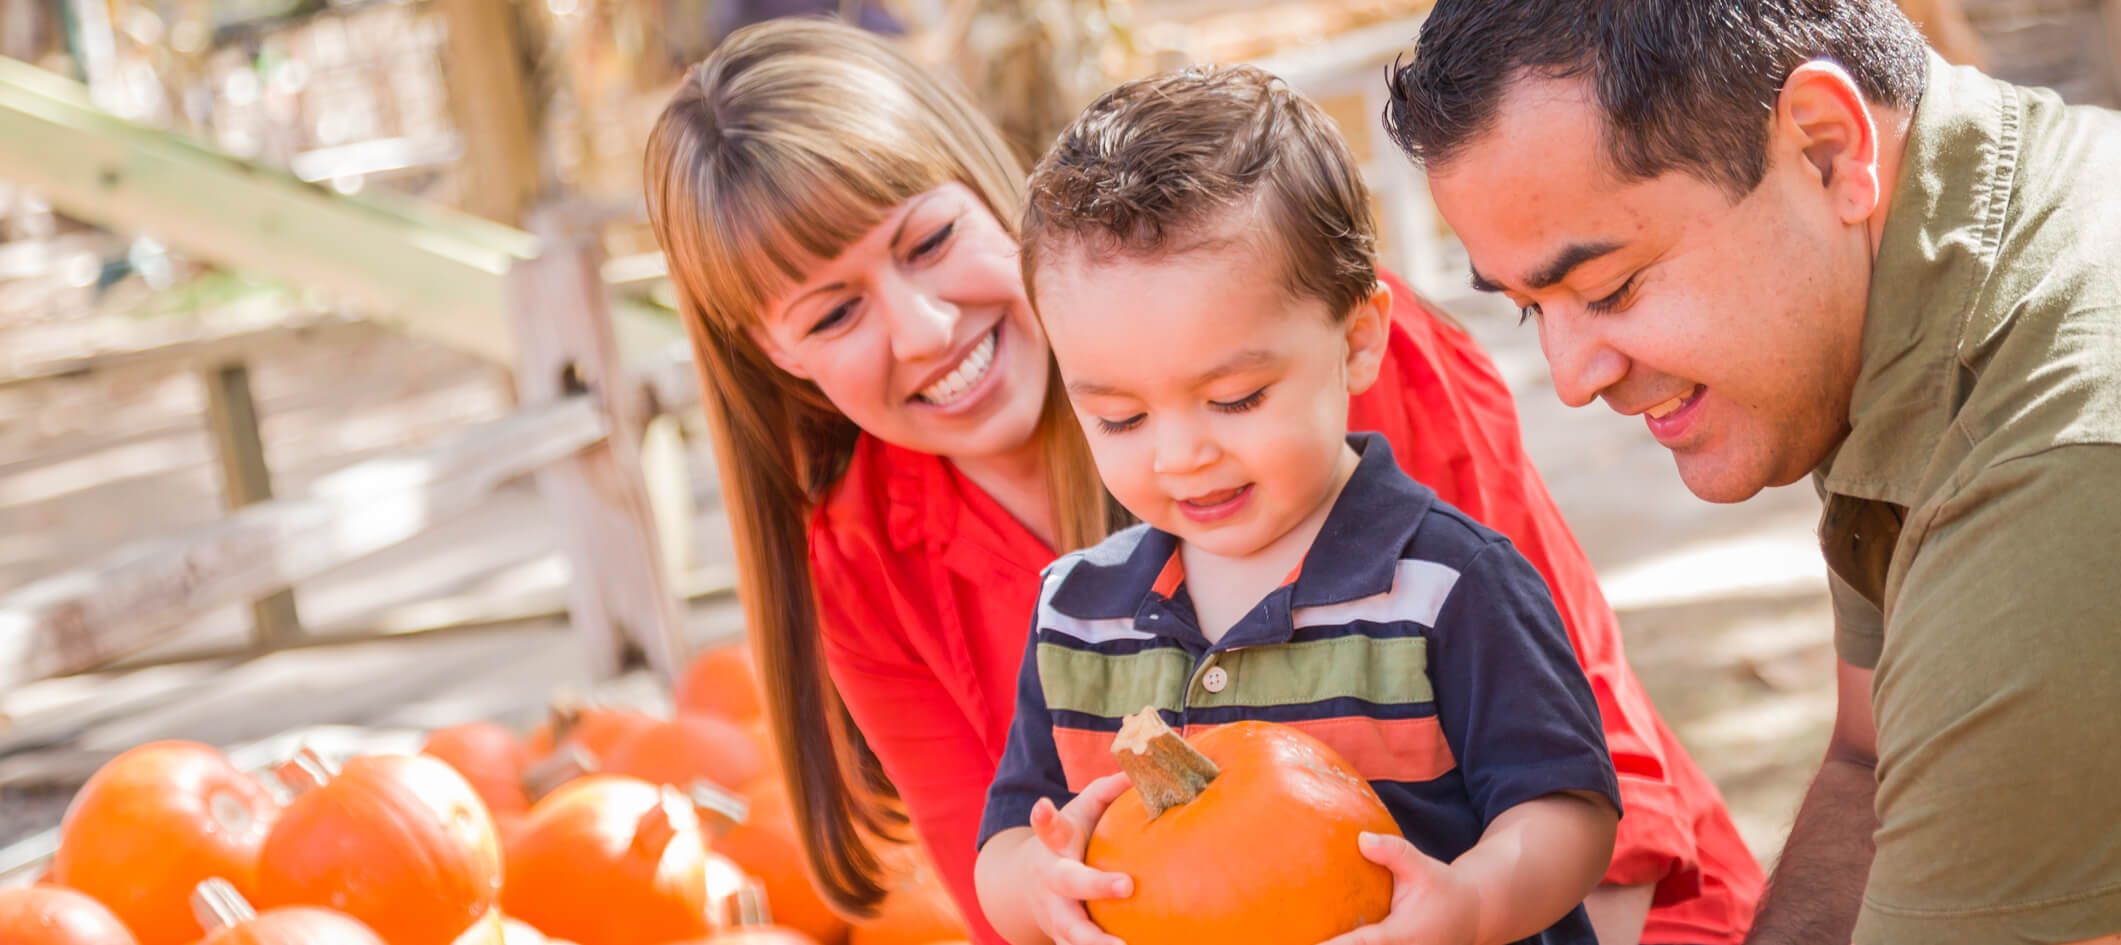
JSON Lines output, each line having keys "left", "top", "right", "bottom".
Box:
{"left": 1775, "top": 59, "right": 1884, "bottom": 226}
{"left": 1344, "top": 282, "right": 1393, "bottom": 396}
{"left": 748, "top": 324, "right": 812, "bottom": 380}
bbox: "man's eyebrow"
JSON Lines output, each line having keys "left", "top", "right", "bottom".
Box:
{"left": 1467, "top": 240, "right": 1627, "bottom": 294}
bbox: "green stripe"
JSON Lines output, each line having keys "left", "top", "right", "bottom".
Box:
{"left": 1037, "top": 642, "right": 1192, "bottom": 718}
{"left": 1190, "top": 635, "right": 1431, "bottom": 708}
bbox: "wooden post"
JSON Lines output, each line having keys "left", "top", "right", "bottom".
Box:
{"left": 2104, "top": 0, "right": 2121, "bottom": 101}
{"left": 435, "top": 0, "right": 542, "bottom": 225}
{"left": 199, "top": 361, "right": 304, "bottom": 650}
{"left": 505, "top": 208, "right": 687, "bottom": 685}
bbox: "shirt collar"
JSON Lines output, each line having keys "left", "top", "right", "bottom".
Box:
{"left": 1047, "top": 432, "right": 1435, "bottom": 639}
{"left": 1821, "top": 53, "right": 2019, "bottom": 504}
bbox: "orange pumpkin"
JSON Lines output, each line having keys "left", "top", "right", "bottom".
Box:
{"left": 51, "top": 740, "right": 278, "bottom": 945}
{"left": 674, "top": 643, "right": 764, "bottom": 723}
{"left": 1083, "top": 711, "right": 1398, "bottom": 945}
{"left": 423, "top": 722, "right": 533, "bottom": 818}
{"left": 191, "top": 878, "right": 384, "bottom": 945}
{"left": 601, "top": 715, "right": 768, "bottom": 792}
{"left": 500, "top": 774, "right": 714, "bottom": 945}
{"left": 0, "top": 884, "right": 138, "bottom": 945}
{"left": 711, "top": 781, "right": 849, "bottom": 945}
{"left": 848, "top": 866, "right": 967, "bottom": 945}
{"left": 688, "top": 883, "right": 818, "bottom": 945}
{"left": 533, "top": 704, "right": 659, "bottom": 765}
{"left": 256, "top": 749, "right": 503, "bottom": 945}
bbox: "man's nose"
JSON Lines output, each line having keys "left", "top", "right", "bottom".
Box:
{"left": 1539, "top": 313, "right": 1628, "bottom": 409}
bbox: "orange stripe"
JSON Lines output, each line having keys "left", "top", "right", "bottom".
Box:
{"left": 1052, "top": 726, "right": 1124, "bottom": 792}
{"left": 1182, "top": 715, "right": 1456, "bottom": 783}
{"left": 1151, "top": 551, "right": 1185, "bottom": 598}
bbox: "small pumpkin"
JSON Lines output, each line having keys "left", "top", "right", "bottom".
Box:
{"left": 256, "top": 748, "right": 503, "bottom": 945}
{"left": 423, "top": 722, "right": 533, "bottom": 818}
{"left": 0, "top": 884, "right": 138, "bottom": 945}
{"left": 500, "top": 774, "right": 713, "bottom": 945}
{"left": 1082, "top": 710, "right": 1398, "bottom": 945}
{"left": 191, "top": 878, "right": 384, "bottom": 945}
{"left": 674, "top": 643, "right": 764, "bottom": 723}
{"left": 529, "top": 703, "right": 659, "bottom": 765}
{"left": 51, "top": 740, "right": 278, "bottom": 945}
{"left": 602, "top": 715, "right": 768, "bottom": 792}
{"left": 690, "top": 882, "right": 818, "bottom": 945}
{"left": 710, "top": 781, "right": 849, "bottom": 945}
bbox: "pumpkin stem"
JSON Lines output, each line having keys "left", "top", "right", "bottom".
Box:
{"left": 630, "top": 785, "right": 695, "bottom": 860}
{"left": 720, "top": 880, "right": 775, "bottom": 928}
{"left": 522, "top": 744, "right": 594, "bottom": 802}
{"left": 1110, "top": 707, "right": 1218, "bottom": 820}
{"left": 686, "top": 780, "right": 750, "bottom": 836}
{"left": 272, "top": 745, "right": 336, "bottom": 796}
{"left": 191, "top": 878, "right": 257, "bottom": 932}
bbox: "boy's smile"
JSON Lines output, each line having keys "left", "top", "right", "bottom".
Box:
{"left": 1035, "top": 234, "right": 1389, "bottom": 566}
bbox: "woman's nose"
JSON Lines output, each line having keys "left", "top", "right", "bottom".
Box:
{"left": 1539, "top": 312, "right": 1628, "bottom": 409}
{"left": 880, "top": 278, "right": 959, "bottom": 363}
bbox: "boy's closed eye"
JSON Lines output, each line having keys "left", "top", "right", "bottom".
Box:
{"left": 1084, "top": 387, "right": 1271, "bottom": 435}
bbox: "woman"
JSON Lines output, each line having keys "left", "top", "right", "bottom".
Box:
{"left": 643, "top": 18, "right": 1761, "bottom": 945}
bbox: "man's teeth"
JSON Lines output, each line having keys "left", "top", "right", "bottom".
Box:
{"left": 1646, "top": 386, "right": 1700, "bottom": 420}
{"left": 917, "top": 331, "right": 996, "bottom": 405}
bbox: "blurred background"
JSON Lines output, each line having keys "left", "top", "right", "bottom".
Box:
{"left": 0, "top": 0, "right": 2116, "bottom": 908}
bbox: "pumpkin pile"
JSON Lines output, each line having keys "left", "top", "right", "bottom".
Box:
{"left": 19, "top": 642, "right": 971, "bottom": 945}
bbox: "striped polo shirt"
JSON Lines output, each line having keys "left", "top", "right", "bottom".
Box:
{"left": 979, "top": 434, "right": 1620, "bottom": 945}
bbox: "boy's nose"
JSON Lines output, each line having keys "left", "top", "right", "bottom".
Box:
{"left": 1151, "top": 418, "right": 1221, "bottom": 476}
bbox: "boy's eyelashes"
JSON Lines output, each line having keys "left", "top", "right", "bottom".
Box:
{"left": 1084, "top": 387, "right": 1271, "bottom": 435}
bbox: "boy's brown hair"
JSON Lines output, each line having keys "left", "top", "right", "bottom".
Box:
{"left": 1021, "top": 65, "right": 1379, "bottom": 322}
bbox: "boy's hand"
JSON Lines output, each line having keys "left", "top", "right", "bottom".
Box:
{"left": 1027, "top": 772, "right": 1135, "bottom": 945}
{"left": 1315, "top": 833, "right": 1481, "bottom": 945}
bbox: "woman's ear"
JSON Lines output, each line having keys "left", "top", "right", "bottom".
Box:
{"left": 1343, "top": 282, "right": 1392, "bottom": 396}
{"left": 748, "top": 324, "right": 813, "bottom": 380}
{"left": 1775, "top": 59, "right": 1884, "bottom": 226}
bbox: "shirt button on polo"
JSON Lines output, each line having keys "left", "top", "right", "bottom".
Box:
{"left": 1202, "top": 666, "right": 1230, "bottom": 693}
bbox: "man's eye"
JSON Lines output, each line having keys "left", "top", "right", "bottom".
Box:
{"left": 1517, "top": 303, "right": 1542, "bottom": 326}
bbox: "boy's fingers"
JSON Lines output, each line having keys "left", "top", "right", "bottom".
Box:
{"left": 1357, "top": 831, "right": 1434, "bottom": 885}
{"left": 1031, "top": 798, "right": 1077, "bottom": 854}
{"left": 1044, "top": 901, "right": 1124, "bottom": 945}
{"left": 1046, "top": 857, "right": 1133, "bottom": 901}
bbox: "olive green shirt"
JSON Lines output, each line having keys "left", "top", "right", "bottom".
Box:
{"left": 1814, "top": 55, "right": 2121, "bottom": 944}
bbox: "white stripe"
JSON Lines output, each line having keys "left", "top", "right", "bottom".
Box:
{"left": 1293, "top": 559, "right": 1461, "bottom": 629}
{"left": 1036, "top": 551, "right": 1157, "bottom": 644}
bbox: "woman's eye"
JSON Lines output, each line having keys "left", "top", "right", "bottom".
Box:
{"left": 809, "top": 299, "right": 856, "bottom": 336}
{"left": 909, "top": 221, "right": 956, "bottom": 261}
{"left": 1094, "top": 414, "right": 1144, "bottom": 434}
{"left": 1211, "top": 388, "right": 1267, "bottom": 413}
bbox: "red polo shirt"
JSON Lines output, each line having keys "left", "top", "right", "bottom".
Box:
{"left": 808, "top": 273, "right": 1762, "bottom": 945}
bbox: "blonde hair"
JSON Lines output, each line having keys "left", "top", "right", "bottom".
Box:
{"left": 643, "top": 17, "right": 1112, "bottom": 914}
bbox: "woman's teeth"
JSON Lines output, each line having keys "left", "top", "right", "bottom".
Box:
{"left": 917, "top": 330, "right": 996, "bottom": 406}
{"left": 1647, "top": 385, "right": 1702, "bottom": 420}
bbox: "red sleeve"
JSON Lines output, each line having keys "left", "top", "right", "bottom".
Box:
{"left": 808, "top": 517, "right": 1009, "bottom": 945}
{"left": 1354, "top": 273, "right": 1701, "bottom": 894}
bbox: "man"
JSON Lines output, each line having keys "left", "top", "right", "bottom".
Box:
{"left": 1384, "top": 2, "right": 2121, "bottom": 943}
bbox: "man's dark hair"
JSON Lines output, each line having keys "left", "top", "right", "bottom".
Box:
{"left": 1386, "top": 0, "right": 1930, "bottom": 198}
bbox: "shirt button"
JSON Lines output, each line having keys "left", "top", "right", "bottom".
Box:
{"left": 1202, "top": 666, "right": 1230, "bottom": 693}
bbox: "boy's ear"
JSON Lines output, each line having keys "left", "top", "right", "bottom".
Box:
{"left": 1343, "top": 282, "right": 1392, "bottom": 395}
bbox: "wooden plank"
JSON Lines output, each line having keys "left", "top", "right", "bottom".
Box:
{"left": 435, "top": 0, "right": 541, "bottom": 225}
{"left": 505, "top": 209, "right": 688, "bottom": 685}
{"left": 0, "top": 312, "right": 362, "bottom": 390}
{"left": 199, "top": 361, "right": 305, "bottom": 650}
{"left": 0, "top": 396, "right": 607, "bottom": 691}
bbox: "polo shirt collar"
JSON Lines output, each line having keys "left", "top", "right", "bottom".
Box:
{"left": 1046, "top": 432, "right": 1434, "bottom": 642}
{"left": 1822, "top": 53, "right": 2018, "bottom": 505}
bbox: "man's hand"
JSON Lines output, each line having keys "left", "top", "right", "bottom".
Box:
{"left": 1314, "top": 833, "right": 1481, "bottom": 945}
